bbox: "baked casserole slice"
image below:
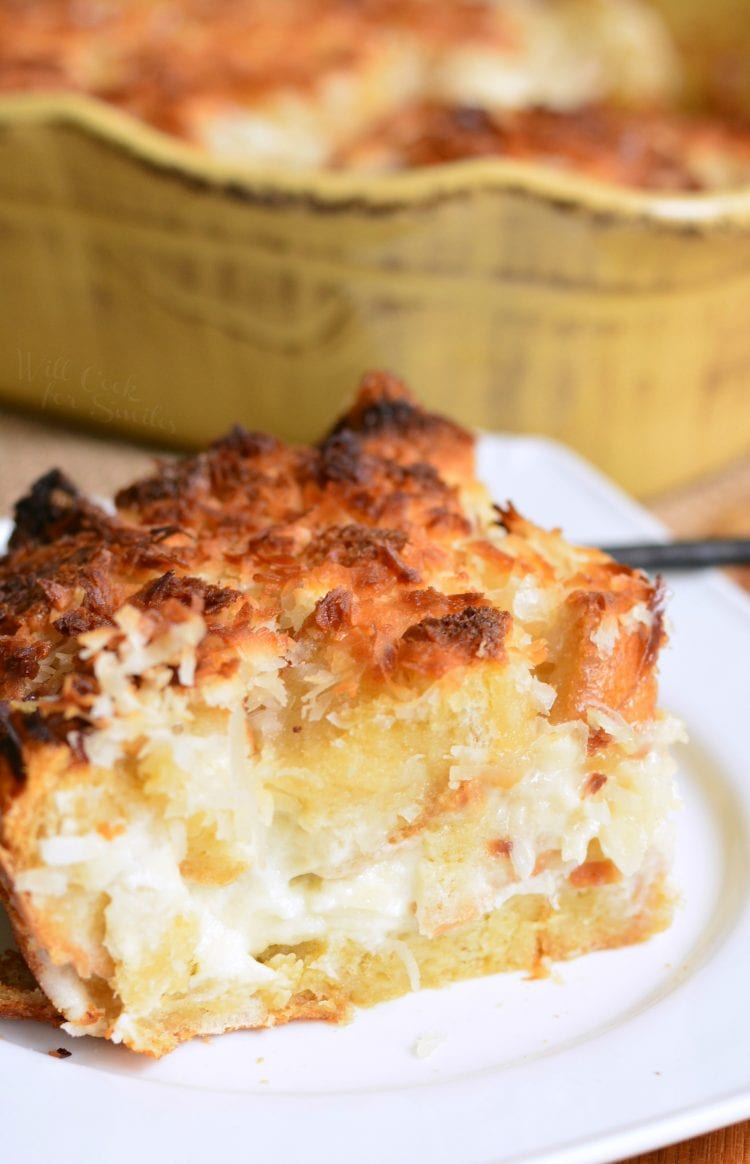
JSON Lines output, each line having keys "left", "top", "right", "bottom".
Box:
{"left": 0, "top": 374, "right": 682, "bottom": 1056}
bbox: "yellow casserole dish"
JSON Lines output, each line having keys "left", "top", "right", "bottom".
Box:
{"left": 0, "top": 1, "right": 749, "bottom": 496}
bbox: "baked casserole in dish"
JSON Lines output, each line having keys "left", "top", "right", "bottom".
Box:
{"left": 0, "top": 0, "right": 749, "bottom": 493}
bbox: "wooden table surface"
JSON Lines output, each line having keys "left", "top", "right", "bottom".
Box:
{"left": 0, "top": 407, "right": 748, "bottom": 1164}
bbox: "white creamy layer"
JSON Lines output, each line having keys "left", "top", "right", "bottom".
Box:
{"left": 17, "top": 704, "right": 680, "bottom": 1038}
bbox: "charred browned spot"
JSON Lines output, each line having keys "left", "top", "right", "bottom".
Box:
{"left": 312, "top": 588, "right": 354, "bottom": 633}
{"left": 330, "top": 372, "right": 421, "bottom": 437}
{"left": 131, "top": 571, "right": 240, "bottom": 615}
{"left": 43, "top": 558, "right": 118, "bottom": 642}
{"left": 587, "top": 726, "right": 612, "bottom": 754}
{"left": 210, "top": 425, "right": 279, "bottom": 459}
{"left": 208, "top": 460, "right": 275, "bottom": 504}
{"left": 0, "top": 949, "right": 42, "bottom": 994}
{"left": 0, "top": 946, "right": 63, "bottom": 1024}
{"left": 569, "top": 859, "right": 621, "bottom": 889}
{"left": 0, "top": 640, "right": 47, "bottom": 681}
{"left": 1, "top": 529, "right": 180, "bottom": 662}
{"left": 386, "top": 460, "right": 444, "bottom": 493}
{"left": 487, "top": 837, "right": 513, "bottom": 858}
{"left": 402, "top": 606, "right": 509, "bottom": 657}
{"left": 0, "top": 705, "right": 89, "bottom": 777}
{"left": 47, "top": 1048, "right": 72, "bottom": 1060}
{"left": 115, "top": 456, "right": 208, "bottom": 516}
{"left": 79, "top": 567, "right": 118, "bottom": 618}
{"left": 308, "top": 522, "right": 404, "bottom": 562}
{"left": 394, "top": 606, "right": 511, "bottom": 679}
{"left": 0, "top": 570, "right": 41, "bottom": 617}
{"left": 53, "top": 607, "right": 114, "bottom": 637}
{"left": 8, "top": 469, "right": 81, "bottom": 549}
{"left": 10, "top": 477, "right": 154, "bottom": 569}
{"left": 306, "top": 524, "right": 420, "bottom": 583}
{"left": 584, "top": 772, "right": 608, "bottom": 796}
{"left": 24, "top": 710, "right": 89, "bottom": 754}
{"left": 316, "top": 431, "right": 371, "bottom": 487}
{"left": 330, "top": 371, "right": 473, "bottom": 452}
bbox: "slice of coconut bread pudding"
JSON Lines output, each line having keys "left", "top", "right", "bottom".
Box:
{"left": 0, "top": 372, "right": 681, "bottom": 1056}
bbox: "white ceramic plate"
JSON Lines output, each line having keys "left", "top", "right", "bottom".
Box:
{"left": 1, "top": 435, "right": 749, "bottom": 1164}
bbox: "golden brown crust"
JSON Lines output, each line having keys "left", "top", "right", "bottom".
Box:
{"left": 543, "top": 583, "right": 664, "bottom": 724}
{"left": 0, "top": 371, "right": 666, "bottom": 792}
{"left": 0, "top": 375, "right": 487, "bottom": 719}
{"left": 495, "top": 502, "right": 666, "bottom": 726}
{"left": 0, "top": 0, "right": 506, "bottom": 136}
{"left": 0, "top": 948, "right": 62, "bottom": 1026}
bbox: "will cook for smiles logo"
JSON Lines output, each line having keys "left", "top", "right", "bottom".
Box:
{"left": 17, "top": 349, "right": 176, "bottom": 436}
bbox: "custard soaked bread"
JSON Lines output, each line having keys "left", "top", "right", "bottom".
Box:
{"left": 0, "top": 374, "right": 681, "bottom": 1056}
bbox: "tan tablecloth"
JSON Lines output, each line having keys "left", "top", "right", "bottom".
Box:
{"left": 0, "top": 410, "right": 167, "bottom": 513}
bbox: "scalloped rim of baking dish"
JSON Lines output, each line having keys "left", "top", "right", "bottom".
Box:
{"left": 3, "top": 91, "right": 750, "bottom": 228}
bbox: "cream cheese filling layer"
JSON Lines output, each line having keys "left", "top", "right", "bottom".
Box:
{"left": 16, "top": 709, "right": 680, "bottom": 1036}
